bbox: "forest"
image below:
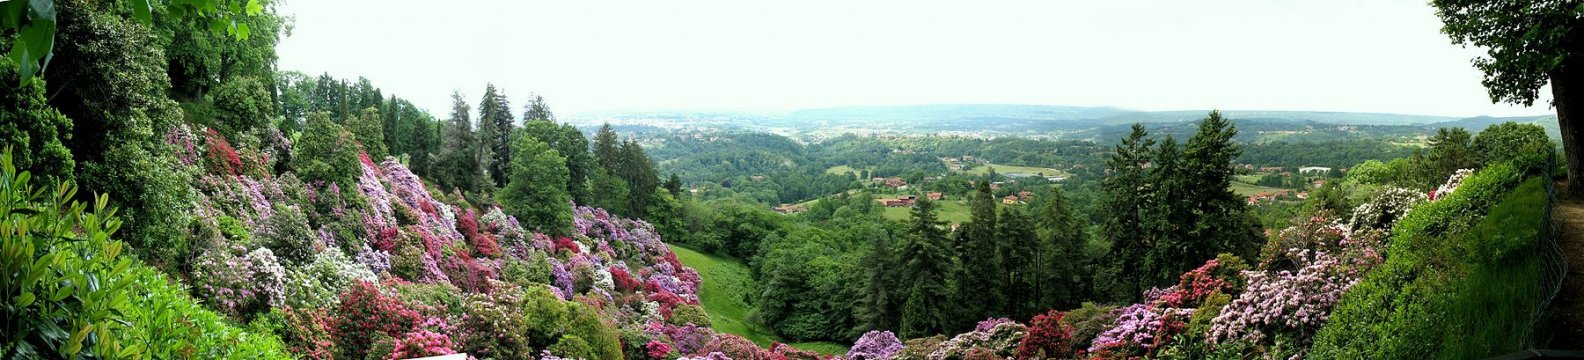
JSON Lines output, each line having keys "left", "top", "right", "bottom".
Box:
{"left": 0, "top": 0, "right": 1576, "bottom": 360}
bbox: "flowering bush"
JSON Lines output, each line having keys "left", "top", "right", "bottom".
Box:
{"left": 647, "top": 340, "right": 677, "bottom": 359}
{"left": 1348, "top": 187, "right": 1426, "bottom": 234}
{"left": 1087, "top": 304, "right": 1191, "bottom": 357}
{"left": 330, "top": 281, "right": 422, "bottom": 359}
{"left": 698, "top": 333, "right": 774, "bottom": 360}
{"left": 388, "top": 330, "right": 457, "bottom": 359}
{"left": 930, "top": 320, "right": 1028, "bottom": 360}
{"left": 262, "top": 203, "right": 316, "bottom": 264}
{"left": 285, "top": 250, "right": 377, "bottom": 308}
{"left": 1430, "top": 168, "right": 1474, "bottom": 200}
{"left": 1015, "top": 311, "right": 1076, "bottom": 360}
{"left": 193, "top": 245, "right": 284, "bottom": 317}
{"left": 204, "top": 128, "right": 246, "bottom": 176}
{"left": 848, "top": 330, "right": 904, "bottom": 360}
{"left": 454, "top": 286, "right": 535, "bottom": 359}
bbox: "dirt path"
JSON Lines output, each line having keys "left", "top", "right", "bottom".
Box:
{"left": 1550, "top": 186, "right": 1584, "bottom": 349}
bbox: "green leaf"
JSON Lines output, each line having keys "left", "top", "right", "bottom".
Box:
{"left": 236, "top": 22, "right": 249, "bottom": 40}
{"left": 130, "top": 0, "right": 152, "bottom": 24}
{"left": 17, "top": 291, "right": 35, "bottom": 308}
{"left": 245, "top": 0, "right": 263, "bottom": 16}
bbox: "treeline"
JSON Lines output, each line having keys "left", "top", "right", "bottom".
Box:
{"left": 1239, "top": 140, "right": 1414, "bottom": 168}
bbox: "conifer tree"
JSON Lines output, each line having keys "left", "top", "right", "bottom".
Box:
{"left": 996, "top": 205, "right": 1036, "bottom": 317}
{"left": 1034, "top": 185, "right": 1084, "bottom": 310}
{"left": 1101, "top": 124, "right": 1154, "bottom": 301}
{"left": 1180, "top": 111, "right": 1262, "bottom": 271}
{"left": 438, "top": 91, "right": 482, "bottom": 193}
{"left": 665, "top": 173, "right": 684, "bottom": 197}
{"left": 1144, "top": 135, "right": 1188, "bottom": 286}
{"left": 478, "top": 84, "right": 516, "bottom": 188}
{"left": 900, "top": 198, "right": 952, "bottom": 339}
{"left": 523, "top": 93, "right": 554, "bottom": 122}
{"left": 854, "top": 226, "right": 897, "bottom": 333}
{"left": 346, "top": 106, "right": 387, "bottom": 159}
{"left": 619, "top": 140, "right": 661, "bottom": 217}
{"left": 958, "top": 181, "right": 1001, "bottom": 320}
{"left": 593, "top": 123, "right": 621, "bottom": 171}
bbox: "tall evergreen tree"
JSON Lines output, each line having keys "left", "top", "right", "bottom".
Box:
{"left": 1034, "top": 185, "right": 1084, "bottom": 311}
{"left": 593, "top": 123, "right": 621, "bottom": 171}
{"left": 665, "top": 173, "right": 684, "bottom": 197}
{"left": 1180, "top": 111, "right": 1262, "bottom": 268}
{"left": 477, "top": 84, "right": 516, "bottom": 188}
{"left": 1101, "top": 124, "right": 1155, "bottom": 301}
{"left": 588, "top": 167, "right": 630, "bottom": 215}
{"left": 996, "top": 205, "right": 1037, "bottom": 317}
{"left": 619, "top": 140, "right": 661, "bottom": 217}
{"left": 957, "top": 181, "right": 1002, "bottom": 320}
{"left": 523, "top": 93, "right": 554, "bottom": 122}
{"left": 498, "top": 136, "right": 573, "bottom": 234}
{"left": 438, "top": 91, "right": 482, "bottom": 193}
{"left": 854, "top": 226, "right": 897, "bottom": 333}
{"left": 1143, "top": 135, "right": 1188, "bottom": 287}
{"left": 900, "top": 198, "right": 952, "bottom": 339}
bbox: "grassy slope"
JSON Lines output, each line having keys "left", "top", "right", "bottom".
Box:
{"left": 963, "top": 163, "right": 1073, "bottom": 177}
{"left": 881, "top": 198, "right": 1013, "bottom": 224}
{"left": 668, "top": 244, "right": 850, "bottom": 355}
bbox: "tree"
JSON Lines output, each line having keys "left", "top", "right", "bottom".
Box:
{"left": 346, "top": 106, "right": 387, "bottom": 159}
{"left": 498, "top": 136, "right": 573, "bottom": 233}
{"left": 295, "top": 111, "right": 361, "bottom": 188}
{"left": 665, "top": 173, "right": 684, "bottom": 197}
{"left": 593, "top": 123, "right": 621, "bottom": 171}
{"left": 438, "top": 91, "right": 483, "bottom": 193}
{"left": 1425, "top": 127, "right": 1476, "bottom": 185}
{"left": 1144, "top": 135, "right": 1189, "bottom": 287}
{"left": 899, "top": 198, "right": 952, "bottom": 338}
{"left": 618, "top": 140, "right": 661, "bottom": 217}
{"left": 1177, "top": 112, "right": 1262, "bottom": 280}
{"left": 854, "top": 226, "right": 898, "bottom": 333}
{"left": 1100, "top": 124, "right": 1154, "bottom": 301}
{"left": 0, "top": 60, "right": 74, "bottom": 185}
{"left": 1034, "top": 185, "right": 1083, "bottom": 311}
{"left": 207, "top": 75, "right": 273, "bottom": 138}
{"left": 1473, "top": 121, "right": 1553, "bottom": 168}
{"left": 522, "top": 120, "right": 593, "bottom": 204}
{"left": 1430, "top": 0, "right": 1584, "bottom": 193}
{"left": 588, "top": 168, "right": 630, "bottom": 215}
{"left": 995, "top": 205, "right": 1036, "bottom": 317}
{"left": 478, "top": 84, "right": 515, "bottom": 188}
{"left": 957, "top": 181, "right": 1001, "bottom": 320}
{"left": 523, "top": 93, "right": 554, "bottom": 122}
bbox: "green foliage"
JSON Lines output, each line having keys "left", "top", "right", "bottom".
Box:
{"left": 522, "top": 119, "right": 593, "bottom": 204}
{"left": 115, "top": 266, "right": 292, "bottom": 359}
{"left": 498, "top": 135, "right": 573, "bottom": 233}
{"left": 900, "top": 198, "right": 952, "bottom": 338}
{"left": 1472, "top": 121, "right": 1552, "bottom": 170}
{"left": 669, "top": 303, "right": 713, "bottom": 327}
{"left": 261, "top": 204, "right": 312, "bottom": 264}
{"left": 346, "top": 106, "right": 387, "bottom": 159}
{"left": 294, "top": 111, "right": 361, "bottom": 188}
{"left": 477, "top": 84, "right": 514, "bottom": 188}
{"left": 1431, "top": 0, "right": 1576, "bottom": 106}
{"left": 438, "top": 91, "right": 483, "bottom": 193}
{"left": 1346, "top": 159, "right": 1392, "bottom": 185}
{"left": 207, "top": 76, "right": 273, "bottom": 138}
{"left": 0, "top": 60, "right": 74, "bottom": 185}
{"left": 1311, "top": 162, "right": 1545, "bottom": 359}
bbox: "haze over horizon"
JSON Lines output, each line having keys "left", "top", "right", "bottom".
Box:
{"left": 277, "top": 0, "right": 1555, "bottom": 119}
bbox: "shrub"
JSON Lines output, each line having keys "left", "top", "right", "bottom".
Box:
{"left": 284, "top": 250, "right": 377, "bottom": 308}
{"left": 1015, "top": 311, "right": 1075, "bottom": 360}
{"left": 668, "top": 303, "right": 713, "bottom": 328}
{"left": 0, "top": 61, "right": 75, "bottom": 184}
{"left": 455, "top": 286, "right": 535, "bottom": 359}
{"left": 549, "top": 335, "right": 598, "bottom": 360}
{"left": 1472, "top": 122, "right": 1551, "bottom": 169}
{"left": 330, "top": 281, "right": 422, "bottom": 359}
{"left": 295, "top": 111, "right": 362, "bottom": 188}
{"left": 208, "top": 76, "right": 274, "bottom": 138}
{"left": 1062, "top": 302, "right": 1118, "bottom": 351}
{"left": 389, "top": 330, "right": 457, "bottom": 359}
{"left": 267, "top": 307, "right": 337, "bottom": 360}
{"left": 848, "top": 330, "right": 904, "bottom": 360}
{"left": 263, "top": 203, "right": 316, "bottom": 264}
{"left": 893, "top": 335, "right": 947, "bottom": 360}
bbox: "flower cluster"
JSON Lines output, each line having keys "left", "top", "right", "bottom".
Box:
{"left": 848, "top": 330, "right": 904, "bottom": 360}
{"left": 388, "top": 330, "right": 456, "bottom": 359}
{"left": 1349, "top": 186, "right": 1426, "bottom": 234}
{"left": 1430, "top": 168, "right": 1474, "bottom": 200}
{"left": 1015, "top": 311, "right": 1076, "bottom": 360}
{"left": 931, "top": 320, "right": 1029, "bottom": 360}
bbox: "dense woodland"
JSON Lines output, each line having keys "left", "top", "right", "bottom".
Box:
{"left": 0, "top": 0, "right": 1575, "bottom": 360}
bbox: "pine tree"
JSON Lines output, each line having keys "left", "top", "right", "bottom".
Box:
{"left": 996, "top": 205, "right": 1036, "bottom": 317}
{"left": 958, "top": 181, "right": 1001, "bottom": 320}
{"left": 1101, "top": 123, "right": 1155, "bottom": 302}
{"left": 1034, "top": 185, "right": 1083, "bottom": 311}
{"left": 1144, "top": 135, "right": 1188, "bottom": 287}
{"left": 438, "top": 91, "right": 482, "bottom": 193}
{"left": 523, "top": 93, "right": 554, "bottom": 122}
{"left": 900, "top": 198, "right": 952, "bottom": 339}
{"left": 665, "top": 174, "right": 684, "bottom": 197}
{"left": 593, "top": 123, "right": 621, "bottom": 171}
{"left": 498, "top": 136, "right": 573, "bottom": 234}
{"left": 1181, "top": 111, "right": 1263, "bottom": 267}
{"left": 619, "top": 140, "right": 661, "bottom": 217}
{"left": 477, "top": 84, "right": 516, "bottom": 188}
{"left": 854, "top": 226, "right": 897, "bottom": 333}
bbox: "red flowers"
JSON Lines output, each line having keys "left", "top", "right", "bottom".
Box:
{"left": 554, "top": 236, "right": 581, "bottom": 254}
{"left": 203, "top": 128, "right": 245, "bottom": 176}
{"left": 611, "top": 267, "right": 642, "bottom": 293}
{"left": 1015, "top": 311, "right": 1076, "bottom": 360}
{"left": 331, "top": 281, "right": 423, "bottom": 359}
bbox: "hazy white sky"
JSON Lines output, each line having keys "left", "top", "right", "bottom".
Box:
{"left": 275, "top": 0, "right": 1553, "bottom": 118}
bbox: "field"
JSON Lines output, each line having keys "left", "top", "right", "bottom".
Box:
{"left": 1229, "top": 181, "right": 1288, "bottom": 197}
{"left": 961, "top": 163, "right": 1073, "bottom": 177}
{"left": 880, "top": 198, "right": 1016, "bottom": 224}
{"left": 669, "top": 245, "right": 850, "bottom": 355}
{"left": 825, "top": 165, "right": 861, "bottom": 176}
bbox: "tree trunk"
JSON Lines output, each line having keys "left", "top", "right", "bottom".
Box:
{"left": 1554, "top": 55, "right": 1584, "bottom": 196}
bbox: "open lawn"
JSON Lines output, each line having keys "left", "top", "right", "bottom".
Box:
{"left": 880, "top": 198, "right": 1021, "bottom": 224}
{"left": 669, "top": 245, "right": 850, "bottom": 355}
{"left": 1230, "top": 181, "right": 1288, "bottom": 197}
{"left": 825, "top": 165, "right": 861, "bottom": 176}
{"left": 961, "top": 163, "right": 1072, "bottom": 178}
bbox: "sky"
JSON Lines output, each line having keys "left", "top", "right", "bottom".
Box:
{"left": 274, "top": 0, "right": 1554, "bottom": 118}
